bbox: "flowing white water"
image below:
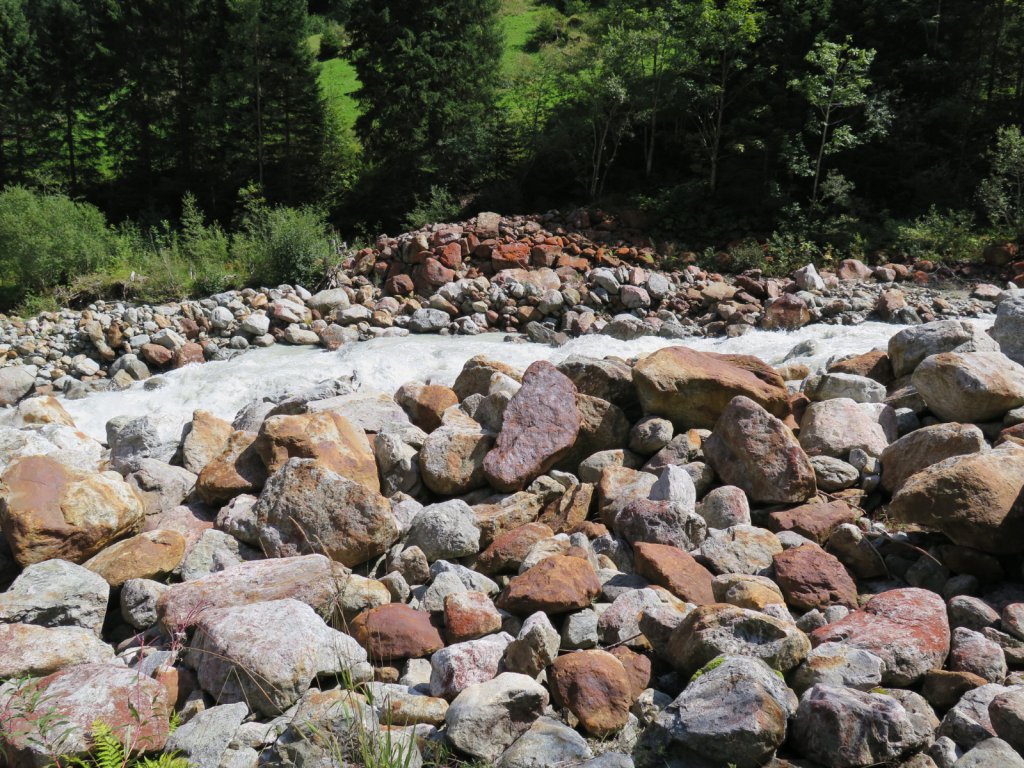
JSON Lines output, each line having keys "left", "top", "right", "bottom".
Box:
{"left": 61, "top": 318, "right": 993, "bottom": 442}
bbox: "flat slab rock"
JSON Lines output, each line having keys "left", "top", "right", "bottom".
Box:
{"left": 811, "top": 587, "right": 950, "bottom": 686}
{"left": 483, "top": 361, "right": 582, "bottom": 492}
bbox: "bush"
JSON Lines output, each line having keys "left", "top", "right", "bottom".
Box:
{"left": 233, "top": 192, "right": 336, "bottom": 287}
{"left": 979, "top": 125, "right": 1024, "bottom": 237}
{"left": 402, "top": 186, "right": 462, "bottom": 231}
{"left": 892, "top": 207, "right": 983, "bottom": 263}
{"left": 0, "top": 186, "right": 120, "bottom": 298}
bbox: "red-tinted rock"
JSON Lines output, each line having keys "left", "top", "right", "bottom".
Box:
{"left": 412, "top": 258, "right": 456, "bottom": 293}
{"left": 837, "top": 259, "right": 873, "bottom": 280}
{"left": 828, "top": 349, "right": 894, "bottom": 386}
{"left": 550, "top": 650, "right": 632, "bottom": 736}
{"left": 496, "top": 555, "right": 600, "bottom": 615}
{"left": 766, "top": 499, "right": 861, "bottom": 545}
{"left": 483, "top": 361, "right": 581, "bottom": 492}
{"left": 476, "top": 522, "right": 555, "bottom": 575}
{"left": 762, "top": 294, "right": 811, "bottom": 330}
{"left": 811, "top": 588, "right": 950, "bottom": 686}
{"left": 395, "top": 383, "right": 459, "bottom": 433}
{"left": 385, "top": 273, "right": 415, "bottom": 296}
{"left": 173, "top": 342, "right": 205, "bottom": 368}
{"left": 608, "top": 646, "right": 651, "bottom": 702}
{"left": 492, "top": 243, "right": 531, "bottom": 270}
{"left": 350, "top": 603, "right": 444, "bottom": 663}
{"left": 195, "top": 430, "right": 267, "bottom": 505}
{"left": 444, "top": 591, "right": 502, "bottom": 643}
{"left": 632, "top": 542, "right": 715, "bottom": 605}
{"left": 773, "top": 543, "right": 858, "bottom": 611}
{"left": 141, "top": 343, "right": 173, "bottom": 367}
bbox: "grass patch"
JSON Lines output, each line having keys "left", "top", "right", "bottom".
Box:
{"left": 499, "top": 0, "right": 547, "bottom": 73}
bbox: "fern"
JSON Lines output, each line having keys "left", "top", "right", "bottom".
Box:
{"left": 60, "top": 720, "right": 191, "bottom": 768}
{"left": 136, "top": 754, "right": 190, "bottom": 768}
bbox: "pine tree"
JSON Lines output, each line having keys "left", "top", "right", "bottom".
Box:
{"left": 0, "top": 0, "right": 34, "bottom": 184}
{"left": 347, "top": 0, "right": 503, "bottom": 213}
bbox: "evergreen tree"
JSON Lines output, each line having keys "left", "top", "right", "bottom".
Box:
{"left": 347, "top": 0, "right": 502, "bottom": 214}
{"left": 0, "top": 0, "right": 34, "bottom": 184}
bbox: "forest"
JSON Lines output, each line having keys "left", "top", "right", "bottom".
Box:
{"left": 1, "top": 0, "right": 1024, "bottom": 309}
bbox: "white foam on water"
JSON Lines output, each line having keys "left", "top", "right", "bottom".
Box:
{"left": 61, "top": 318, "right": 994, "bottom": 442}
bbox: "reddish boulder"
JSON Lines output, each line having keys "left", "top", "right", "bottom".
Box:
{"left": 550, "top": 650, "right": 632, "bottom": 736}
{"left": 496, "top": 555, "right": 601, "bottom": 615}
{"left": 766, "top": 499, "right": 861, "bottom": 545}
{"left": 828, "top": 349, "right": 894, "bottom": 386}
{"left": 395, "top": 383, "right": 459, "bottom": 433}
{"left": 492, "top": 243, "right": 531, "bottom": 270}
{"left": 195, "top": 430, "right": 267, "bottom": 505}
{"left": 351, "top": 604, "right": 444, "bottom": 663}
{"left": 773, "top": 543, "right": 858, "bottom": 611}
{"left": 476, "top": 522, "right": 555, "bottom": 575}
{"left": 632, "top": 542, "right": 715, "bottom": 605}
{"left": 444, "top": 591, "right": 502, "bottom": 643}
{"left": 483, "top": 361, "right": 581, "bottom": 492}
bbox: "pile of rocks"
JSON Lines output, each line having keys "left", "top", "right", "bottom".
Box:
{"left": 3, "top": 304, "right": 1024, "bottom": 766}
{"left": 0, "top": 212, "right": 1006, "bottom": 407}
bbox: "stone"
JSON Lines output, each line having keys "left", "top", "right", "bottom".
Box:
{"left": 888, "top": 443, "right": 1024, "bottom": 554}
{"left": 429, "top": 632, "right": 512, "bottom": 700}
{"left": 107, "top": 413, "right": 183, "bottom": 474}
{"left": 811, "top": 456, "right": 861, "bottom": 491}
{"left": 792, "top": 684, "right": 935, "bottom": 768}
{"left": 766, "top": 499, "right": 861, "bottom": 546}
{"left": 83, "top": 529, "right": 186, "bottom": 587}
{"left": 420, "top": 424, "right": 495, "bottom": 496}
{"left": 597, "top": 466, "right": 658, "bottom": 526}
{"left": 557, "top": 355, "right": 637, "bottom": 409}
{"left": 254, "top": 458, "right": 398, "bottom": 567}
{"left": 667, "top": 604, "right": 811, "bottom": 675}
{"left": 308, "top": 287, "right": 351, "bottom": 314}
{"left": 406, "top": 499, "right": 481, "bottom": 562}
{"left": 190, "top": 599, "right": 368, "bottom": 716}
{"left": 453, "top": 356, "right": 524, "bottom": 401}
{"left": 12, "top": 396, "right": 75, "bottom": 428}
{"left": 557, "top": 395, "right": 630, "bottom": 471}
{"left": 939, "top": 684, "right": 1008, "bottom": 749}
{"left": 477, "top": 523, "right": 555, "bottom": 575}
{"left": 164, "top": 703, "right": 248, "bottom": 768}
{"left": 636, "top": 656, "right": 793, "bottom": 768}
{"left": 913, "top": 351, "right": 1024, "bottom": 422}
{"left": 889, "top": 320, "right": 999, "bottom": 378}
{"left": 632, "top": 541, "right": 715, "bottom": 604}
{"left": 614, "top": 498, "right": 706, "bottom": 550}
{"left": 989, "top": 687, "right": 1024, "bottom": 754}
{"left": 395, "top": 383, "right": 459, "bottom": 433}
{"left": 633, "top": 347, "right": 789, "bottom": 430}
{"left": 954, "top": 738, "right": 1024, "bottom": 768}
{"left": 120, "top": 578, "right": 167, "bottom": 629}
{"left": 0, "top": 623, "right": 114, "bottom": 679}
{"left": 550, "top": 650, "right": 633, "bottom": 736}
{"left": 950, "top": 627, "right": 1007, "bottom": 683}
{"left": 0, "top": 664, "right": 170, "bottom": 765}
{"left": 699, "top": 525, "right": 783, "bottom": 576}
{"left": 444, "top": 591, "right": 502, "bottom": 643}
{"left": 445, "top": 673, "right": 548, "bottom": 762}
{"left": 505, "top": 612, "right": 560, "bottom": 677}
{"left": 799, "top": 398, "right": 897, "bottom": 459}
{"left": 811, "top": 588, "right": 950, "bottom": 686}
{"left": 497, "top": 555, "right": 601, "bottom": 615}
{"left": 128, "top": 459, "right": 196, "bottom": 517}
{"left": 255, "top": 411, "right": 379, "bottom": 492}
{"left": 495, "top": 717, "right": 592, "bottom": 768}
{"left": 712, "top": 573, "right": 785, "bottom": 610}
{"left": 992, "top": 294, "right": 1024, "bottom": 364}
{"left": 0, "top": 455, "right": 145, "bottom": 566}
{"left": 0, "top": 365, "right": 35, "bottom": 405}
{"left": 881, "top": 423, "right": 988, "bottom": 494}
{"left": 484, "top": 361, "right": 581, "bottom": 492}
{"left": 629, "top": 417, "right": 674, "bottom": 455}
{"left": 791, "top": 642, "right": 886, "bottom": 694}
{"left": 805, "top": 372, "right": 887, "bottom": 404}
{"left": 195, "top": 430, "right": 267, "bottom": 505}
{"left": 350, "top": 603, "right": 444, "bottom": 663}
{"left": 829, "top": 348, "right": 895, "bottom": 385}
{"left": 922, "top": 670, "right": 988, "bottom": 712}
{"left": 157, "top": 554, "right": 366, "bottom": 630}
{"left": 697, "top": 485, "right": 751, "bottom": 528}
{"left": 0, "top": 558, "right": 109, "bottom": 634}
{"left": 704, "top": 395, "right": 817, "bottom": 504}
{"left": 181, "top": 409, "right": 233, "bottom": 474}
{"left": 774, "top": 543, "right": 858, "bottom": 611}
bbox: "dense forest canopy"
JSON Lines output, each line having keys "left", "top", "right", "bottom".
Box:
{"left": 1, "top": 0, "right": 1023, "bottom": 307}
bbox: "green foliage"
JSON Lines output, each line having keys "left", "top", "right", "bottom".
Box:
{"left": 0, "top": 186, "right": 119, "bottom": 298}
{"left": 893, "top": 207, "right": 983, "bottom": 263}
{"left": 63, "top": 721, "right": 191, "bottom": 768}
{"left": 979, "top": 124, "right": 1024, "bottom": 236}
{"left": 403, "top": 186, "right": 461, "bottom": 231}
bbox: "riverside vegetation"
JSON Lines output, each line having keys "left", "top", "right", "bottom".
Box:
{"left": 2, "top": 212, "right": 1024, "bottom": 767}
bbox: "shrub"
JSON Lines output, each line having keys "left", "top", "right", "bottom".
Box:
{"left": 892, "top": 207, "right": 983, "bottom": 263}
{"left": 402, "top": 186, "right": 462, "bottom": 231}
{"left": 979, "top": 124, "right": 1024, "bottom": 237}
{"left": 0, "top": 186, "right": 120, "bottom": 298}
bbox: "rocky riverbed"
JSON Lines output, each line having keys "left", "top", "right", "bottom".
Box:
{"left": 3, "top": 215, "right": 1024, "bottom": 768}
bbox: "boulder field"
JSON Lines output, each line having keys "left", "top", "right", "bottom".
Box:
{"left": 2, "top": 247, "right": 1024, "bottom": 767}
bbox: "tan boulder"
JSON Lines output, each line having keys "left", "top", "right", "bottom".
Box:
{"left": 395, "top": 382, "right": 459, "bottom": 433}
{"left": 14, "top": 395, "right": 76, "bottom": 427}
{"left": 181, "top": 409, "right": 233, "bottom": 474}
{"left": 0, "top": 455, "right": 145, "bottom": 566}
{"left": 888, "top": 442, "right": 1024, "bottom": 553}
{"left": 880, "top": 422, "right": 987, "bottom": 494}
{"left": 195, "top": 430, "right": 267, "bottom": 505}
{"left": 912, "top": 351, "right": 1024, "bottom": 422}
{"left": 452, "top": 356, "right": 523, "bottom": 401}
{"left": 633, "top": 347, "right": 789, "bottom": 430}
{"left": 83, "top": 529, "right": 186, "bottom": 587}
{"left": 255, "top": 412, "right": 379, "bottom": 492}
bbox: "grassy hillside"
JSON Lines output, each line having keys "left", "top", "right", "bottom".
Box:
{"left": 312, "top": 0, "right": 548, "bottom": 133}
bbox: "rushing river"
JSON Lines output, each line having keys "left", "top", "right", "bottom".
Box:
{"left": 61, "top": 319, "right": 993, "bottom": 442}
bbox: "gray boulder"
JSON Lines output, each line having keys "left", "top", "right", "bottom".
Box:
{"left": 445, "top": 673, "right": 549, "bottom": 762}
{"left": 992, "top": 294, "right": 1024, "bottom": 365}
{"left": 888, "top": 320, "right": 999, "bottom": 377}
{"left": 0, "top": 558, "right": 109, "bottom": 634}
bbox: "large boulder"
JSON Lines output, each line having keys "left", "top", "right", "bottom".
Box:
{"left": 633, "top": 347, "right": 789, "bottom": 430}
{"left": 195, "top": 430, "right": 267, "bottom": 505}
{"left": 799, "top": 399, "right": 897, "bottom": 459}
{"left": 0, "top": 623, "right": 114, "bottom": 679}
{"left": 181, "top": 409, "right": 233, "bottom": 474}
{"left": 888, "top": 442, "right": 1024, "bottom": 553}
{"left": 446, "top": 673, "right": 548, "bottom": 762}
{"left": 773, "top": 543, "right": 858, "bottom": 611}
{"left": 0, "top": 365, "right": 35, "bottom": 406}
{"left": 632, "top": 541, "right": 716, "bottom": 604}
{"left": 452, "top": 356, "right": 523, "bottom": 401}
{"left": 811, "top": 588, "right": 950, "bottom": 686}
{"left": 420, "top": 423, "right": 495, "bottom": 496}
{"left": 350, "top": 603, "right": 444, "bottom": 663}
{"left": 636, "top": 656, "right": 794, "bottom": 768}
{"left": 106, "top": 413, "right": 183, "bottom": 474}
{"left": 406, "top": 499, "right": 481, "bottom": 562}
{"left": 0, "top": 664, "right": 170, "bottom": 766}
{"left": 255, "top": 411, "right": 380, "bottom": 492}
{"left": 549, "top": 651, "right": 633, "bottom": 736}
{"left": 0, "top": 559, "right": 109, "bottom": 634}
{"left": 156, "top": 554, "right": 378, "bottom": 630}
{"left": 0, "top": 455, "right": 145, "bottom": 566}
{"left": 791, "top": 684, "right": 936, "bottom": 768}
{"left": 496, "top": 555, "right": 601, "bottom": 615}
{"left": 704, "top": 396, "right": 817, "bottom": 504}
{"left": 888, "top": 319, "right": 999, "bottom": 377}
{"left": 912, "top": 351, "right": 1024, "bottom": 422}
{"left": 880, "top": 422, "right": 988, "bottom": 494}
{"left": 254, "top": 458, "right": 399, "bottom": 567}
{"left": 189, "top": 599, "right": 369, "bottom": 716}
{"left": 82, "top": 529, "right": 186, "bottom": 587}
{"left": 484, "top": 361, "right": 581, "bottom": 492}
{"left": 993, "top": 294, "right": 1024, "bottom": 364}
